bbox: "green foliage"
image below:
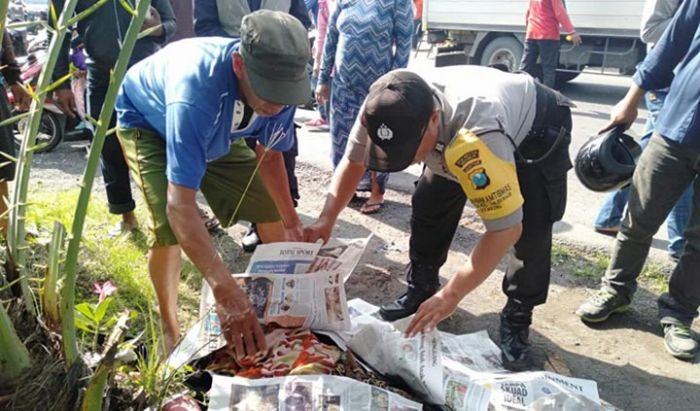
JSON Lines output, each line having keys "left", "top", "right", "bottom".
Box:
{"left": 25, "top": 189, "right": 200, "bottom": 333}
{"left": 119, "top": 306, "right": 194, "bottom": 409}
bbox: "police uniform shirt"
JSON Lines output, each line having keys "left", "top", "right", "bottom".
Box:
{"left": 345, "top": 66, "right": 538, "bottom": 231}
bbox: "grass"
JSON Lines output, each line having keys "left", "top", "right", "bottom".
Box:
{"left": 552, "top": 242, "right": 670, "bottom": 293}
{"left": 23, "top": 188, "right": 203, "bottom": 341}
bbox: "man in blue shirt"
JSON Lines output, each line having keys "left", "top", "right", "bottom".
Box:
{"left": 115, "top": 11, "right": 311, "bottom": 355}
{"left": 194, "top": 0, "right": 311, "bottom": 252}
{"left": 576, "top": 0, "right": 700, "bottom": 360}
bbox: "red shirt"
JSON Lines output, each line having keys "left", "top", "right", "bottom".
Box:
{"left": 525, "top": 0, "right": 576, "bottom": 40}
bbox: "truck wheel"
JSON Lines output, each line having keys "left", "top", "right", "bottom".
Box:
{"left": 479, "top": 36, "right": 523, "bottom": 72}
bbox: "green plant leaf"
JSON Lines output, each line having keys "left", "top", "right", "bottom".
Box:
{"left": 94, "top": 296, "right": 113, "bottom": 323}
{"left": 75, "top": 302, "right": 97, "bottom": 322}
{"left": 74, "top": 309, "right": 97, "bottom": 333}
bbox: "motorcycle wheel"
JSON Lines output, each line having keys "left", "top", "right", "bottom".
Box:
{"left": 14, "top": 110, "right": 64, "bottom": 153}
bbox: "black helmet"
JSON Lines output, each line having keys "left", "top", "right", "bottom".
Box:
{"left": 575, "top": 127, "right": 642, "bottom": 192}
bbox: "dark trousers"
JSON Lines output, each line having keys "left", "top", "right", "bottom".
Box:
{"left": 520, "top": 39, "right": 560, "bottom": 89}
{"left": 0, "top": 85, "right": 17, "bottom": 181}
{"left": 410, "top": 85, "right": 572, "bottom": 308}
{"left": 87, "top": 64, "right": 136, "bottom": 214}
{"left": 603, "top": 134, "right": 700, "bottom": 326}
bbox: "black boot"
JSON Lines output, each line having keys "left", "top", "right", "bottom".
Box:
{"left": 499, "top": 299, "right": 534, "bottom": 371}
{"left": 379, "top": 262, "right": 440, "bottom": 322}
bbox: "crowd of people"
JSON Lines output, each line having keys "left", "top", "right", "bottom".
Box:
{"left": 0, "top": 0, "right": 697, "bottom": 371}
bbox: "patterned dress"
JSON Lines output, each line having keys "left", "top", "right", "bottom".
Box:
{"left": 319, "top": 0, "right": 413, "bottom": 190}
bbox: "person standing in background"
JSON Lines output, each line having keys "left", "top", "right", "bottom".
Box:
{"left": 0, "top": 30, "right": 32, "bottom": 235}
{"left": 593, "top": 0, "right": 690, "bottom": 263}
{"left": 170, "top": 0, "right": 196, "bottom": 41}
{"left": 412, "top": 0, "right": 423, "bottom": 50}
{"left": 315, "top": 0, "right": 413, "bottom": 215}
{"left": 304, "top": 0, "right": 335, "bottom": 132}
{"left": 519, "top": 0, "right": 581, "bottom": 88}
{"left": 51, "top": 0, "right": 176, "bottom": 236}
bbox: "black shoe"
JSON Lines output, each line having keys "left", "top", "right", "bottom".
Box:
{"left": 379, "top": 263, "right": 440, "bottom": 322}
{"left": 242, "top": 225, "right": 262, "bottom": 253}
{"left": 499, "top": 300, "right": 533, "bottom": 371}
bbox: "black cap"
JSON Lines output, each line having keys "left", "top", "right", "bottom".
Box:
{"left": 362, "top": 70, "right": 435, "bottom": 172}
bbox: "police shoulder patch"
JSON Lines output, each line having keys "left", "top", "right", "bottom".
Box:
{"left": 444, "top": 129, "right": 524, "bottom": 221}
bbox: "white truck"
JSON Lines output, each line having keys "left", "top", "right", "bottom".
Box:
{"left": 424, "top": 0, "right": 647, "bottom": 86}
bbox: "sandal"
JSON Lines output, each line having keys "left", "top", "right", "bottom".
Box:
{"left": 360, "top": 201, "right": 384, "bottom": 215}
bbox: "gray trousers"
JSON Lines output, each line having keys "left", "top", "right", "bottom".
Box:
{"left": 602, "top": 133, "right": 700, "bottom": 326}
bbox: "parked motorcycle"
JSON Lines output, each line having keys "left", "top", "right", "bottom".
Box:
{"left": 8, "top": 50, "right": 91, "bottom": 153}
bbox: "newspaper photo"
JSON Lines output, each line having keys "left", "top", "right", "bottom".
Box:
{"left": 208, "top": 374, "right": 423, "bottom": 411}
{"left": 348, "top": 318, "right": 444, "bottom": 405}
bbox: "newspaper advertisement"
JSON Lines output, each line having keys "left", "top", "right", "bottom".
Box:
{"left": 208, "top": 374, "right": 423, "bottom": 411}
{"left": 473, "top": 371, "right": 603, "bottom": 411}
{"left": 348, "top": 318, "right": 444, "bottom": 404}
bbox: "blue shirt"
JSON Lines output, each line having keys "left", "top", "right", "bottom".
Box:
{"left": 633, "top": 0, "right": 700, "bottom": 147}
{"left": 115, "top": 38, "right": 295, "bottom": 190}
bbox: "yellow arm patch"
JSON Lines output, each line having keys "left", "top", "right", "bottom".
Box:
{"left": 444, "top": 129, "right": 524, "bottom": 221}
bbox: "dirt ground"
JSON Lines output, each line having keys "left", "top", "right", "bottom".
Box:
{"left": 32, "top": 141, "right": 699, "bottom": 411}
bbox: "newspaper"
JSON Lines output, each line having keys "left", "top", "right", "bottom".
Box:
{"left": 208, "top": 374, "right": 423, "bottom": 411}
{"left": 246, "top": 237, "right": 371, "bottom": 281}
{"left": 347, "top": 317, "right": 444, "bottom": 404}
{"left": 340, "top": 300, "right": 604, "bottom": 411}
{"left": 168, "top": 238, "right": 369, "bottom": 369}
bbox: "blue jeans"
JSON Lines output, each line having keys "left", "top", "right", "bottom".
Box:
{"left": 594, "top": 90, "right": 692, "bottom": 257}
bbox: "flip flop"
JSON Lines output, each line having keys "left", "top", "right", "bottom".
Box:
{"left": 360, "top": 201, "right": 384, "bottom": 215}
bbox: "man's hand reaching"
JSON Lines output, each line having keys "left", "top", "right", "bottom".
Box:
{"left": 212, "top": 276, "right": 267, "bottom": 360}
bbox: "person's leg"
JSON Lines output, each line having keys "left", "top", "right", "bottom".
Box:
{"left": 538, "top": 40, "right": 560, "bottom": 89}
{"left": 578, "top": 134, "right": 698, "bottom": 322}
{"left": 518, "top": 40, "right": 540, "bottom": 79}
{"left": 0, "top": 87, "right": 17, "bottom": 236}
{"left": 657, "top": 157, "right": 700, "bottom": 359}
{"left": 148, "top": 245, "right": 181, "bottom": 351}
{"left": 667, "top": 186, "right": 692, "bottom": 259}
{"left": 360, "top": 171, "right": 386, "bottom": 214}
{"left": 87, "top": 65, "right": 137, "bottom": 232}
{"left": 594, "top": 189, "right": 629, "bottom": 232}
{"left": 117, "top": 127, "right": 183, "bottom": 352}
{"left": 329, "top": 83, "right": 362, "bottom": 169}
{"left": 380, "top": 168, "right": 466, "bottom": 321}
{"left": 201, "top": 139, "right": 285, "bottom": 243}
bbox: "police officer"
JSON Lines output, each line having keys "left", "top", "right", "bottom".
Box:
{"left": 304, "top": 66, "right": 573, "bottom": 370}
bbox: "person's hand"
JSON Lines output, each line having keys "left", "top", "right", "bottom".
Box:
{"left": 315, "top": 83, "right": 330, "bottom": 106}
{"left": 599, "top": 97, "right": 638, "bottom": 133}
{"left": 141, "top": 6, "right": 164, "bottom": 37}
{"left": 284, "top": 222, "right": 304, "bottom": 242}
{"left": 9, "top": 84, "right": 32, "bottom": 111}
{"left": 53, "top": 88, "right": 77, "bottom": 118}
{"left": 303, "top": 218, "right": 333, "bottom": 243}
{"left": 569, "top": 33, "right": 582, "bottom": 46}
{"left": 212, "top": 277, "right": 267, "bottom": 360}
{"left": 405, "top": 289, "right": 460, "bottom": 337}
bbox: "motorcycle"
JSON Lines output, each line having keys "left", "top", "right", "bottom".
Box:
{"left": 8, "top": 50, "right": 91, "bottom": 153}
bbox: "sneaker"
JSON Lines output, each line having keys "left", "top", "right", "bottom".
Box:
{"left": 304, "top": 117, "right": 329, "bottom": 132}
{"left": 663, "top": 324, "right": 698, "bottom": 360}
{"left": 576, "top": 289, "right": 631, "bottom": 323}
{"left": 241, "top": 225, "right": 262, "bottom": 253}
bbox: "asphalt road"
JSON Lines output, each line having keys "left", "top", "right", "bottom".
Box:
{"left": 295, "top": 65, "right": 674, "bottom": 258}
